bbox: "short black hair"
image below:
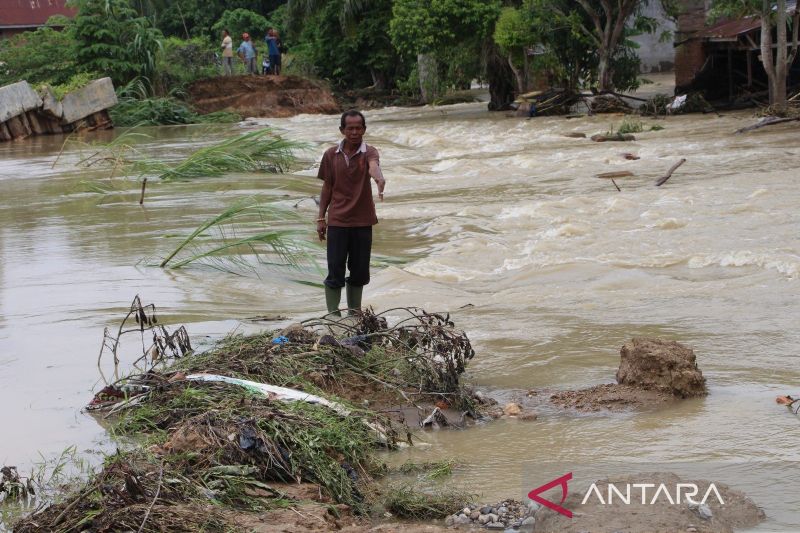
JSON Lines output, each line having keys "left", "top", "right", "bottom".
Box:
{"left": 340, "top": 110, "right": 366, "bottom": 129}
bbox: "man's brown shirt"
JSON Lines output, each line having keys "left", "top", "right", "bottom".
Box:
{"left": 317, "top": 141, "right": 379, "bottom": 227}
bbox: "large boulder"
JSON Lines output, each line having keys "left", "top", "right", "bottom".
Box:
{"left": 616, "top": 337, "right": 707, "bottom": 398}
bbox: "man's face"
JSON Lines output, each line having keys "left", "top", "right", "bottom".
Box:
{"left": 340, "top": 116, "right": 365, "bottom": 145}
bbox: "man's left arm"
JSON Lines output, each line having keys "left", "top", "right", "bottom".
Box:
{"left": 368, "top": 156, "right": 385, "bottom": 202}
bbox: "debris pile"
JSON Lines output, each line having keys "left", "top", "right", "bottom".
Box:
{"left": 13, "top": 303, "right": 478, "bottom": 532}
{"left": 444, "top": 499, "right": 537, "bottom": 530}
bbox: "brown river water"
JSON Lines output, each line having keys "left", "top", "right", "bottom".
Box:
{"left": 1, "top": 101, "right": 799, "bottom": 530}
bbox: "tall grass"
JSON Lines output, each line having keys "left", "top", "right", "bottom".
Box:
{"left": 159, "top": 197, "right": 316, "bottom": 272}
{"left": 110, "top": 78, "right": 241, "bottom": 127}
{"left": 158, "top": 129, "right": 303, "bottom": 181}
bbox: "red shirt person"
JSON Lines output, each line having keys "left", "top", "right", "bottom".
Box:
{"left": 316, "top": 110, "right": 386, "bottom": 316}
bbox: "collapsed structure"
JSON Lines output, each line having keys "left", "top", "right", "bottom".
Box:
{"left": 0, "top": 77, "right": 117, "bottom": 142}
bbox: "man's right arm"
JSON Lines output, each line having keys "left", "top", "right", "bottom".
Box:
{"left": 317, "top": 153, "right": 332, "bottom": 240}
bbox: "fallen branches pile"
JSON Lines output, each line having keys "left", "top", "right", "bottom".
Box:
{"left": 14, "top": 306, "right": 476, "bottom": 532}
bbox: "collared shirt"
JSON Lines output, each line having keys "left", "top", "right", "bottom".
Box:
{"left": 336, "top": 139, "right": 367, "bottom": 167}
{"left": 237, "top": 41, "right": 256, "bottom": 59}
{"left": 318, "top": 141, "right": 380, "bottom": 227}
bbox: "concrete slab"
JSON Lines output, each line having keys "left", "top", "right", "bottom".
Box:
{"left": 0, "top": 81, "right": 43, "bottom": 123}
{"left": 60, "top": 77, "right": 117, "bottom": 124}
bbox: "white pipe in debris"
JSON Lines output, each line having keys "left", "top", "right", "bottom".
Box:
{"left": 185, "top": 373, "right": 394, "bottom": 445}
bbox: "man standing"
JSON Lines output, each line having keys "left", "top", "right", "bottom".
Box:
{"left": 221, "top": 29, "right": 233, "bottom": 76}
{"left": 265, "top": 28, "right": 281, "bottom": 75}
{"left": 237, "top": 33, "right": 257, "bottom": 75}
{"left": 316, "top": 111, "right": 386, "bottom": 316}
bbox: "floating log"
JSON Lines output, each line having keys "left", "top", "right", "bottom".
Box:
{"left": 596, "top": 171, "right": 635, "bottom": 179}
{"left": 563, "top": 132, "right": 587, "bottom": 138}
{"left": 655, "top": 158, "right": 687, "bottom": 187}
{"left": 591, "top": 133, "right": 636, "bottom": 142}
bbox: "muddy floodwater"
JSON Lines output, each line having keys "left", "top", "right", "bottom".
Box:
{"left": 1, "top": 102, "right": 799, "bottom": 531}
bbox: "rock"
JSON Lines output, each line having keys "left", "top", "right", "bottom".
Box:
{"left": 462, "top": 507, "right": 471, "bottom": 515}
{"left": 616, "top": 337, "right": 707, "bottom": 398}
{"left": 485, "top": 524, "right": 505, "bottom": 531}
{"left": 480, "top": 506, "right": 493, "bottom": 514}
{"left": 686, "top": 528, "right": 697, "bottom": 533}
{"left": 563, "top": 132, "right": 587, "bottom": 138}
{"left": 497, "top": 506, "right": 508, "bottom": 514}
{"left": 697, "top": 503, "right": 713, "bottom": 520}
{"left": 526, "top": 501, "right": 540, "bottom": 515}
{"left": 520, "top": 412, "right": 538, "bottom": 421}
{"left": 488, "top": 513, "right": 499, "bottom": 523}
{"left": 503, "top": 403, "right": 522, "bottom": 416}
{"left": 444, "top": 515, "right": 455, "bottom": 526}
{"left": 478, "top": 514, "right": 492, "bottom": 524}
{"left": 470, "top": 510, "right": 480, "bottom": 520}
{"left": 454, "top": 514, "right": 471, "bottom": 525}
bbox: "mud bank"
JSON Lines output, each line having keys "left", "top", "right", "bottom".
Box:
{"left": 187, "top": 75, "right": 340, "bottom": 118}
{"left": 530, "top": 337, "right": 708, "bottom": 412}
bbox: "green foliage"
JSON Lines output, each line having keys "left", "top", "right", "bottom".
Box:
{"left": 616, "top": 117, "right": 644, "bottom": 134}
{"left": 0, "top": 25, "right": 78, "bottom": 86}
{"left": 389, "top": 0, "right": 501, "bottom": 57}
{"left": 494, "top": 7, "right": 533, "bottom": 52}
{"left": 154, "top": 37, "right": 218, "bottom": 93}
{"left": 69, "top": 0, "right": 163, "bottom": 86}
{"left": 290, "top": 0, "right": 405, "bottom": 89}
{"left": 48, "top": 72, "right": 97, "bottom": 100}
{"left": 211, "top": 8, "right": 271, "bottom": 42}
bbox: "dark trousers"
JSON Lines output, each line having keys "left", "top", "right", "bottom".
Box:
{"left": 325, "top": 226, "right": 372, "bottom": 289}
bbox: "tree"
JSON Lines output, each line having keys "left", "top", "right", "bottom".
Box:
{"left": 546, "top": 0, "right": 654, "bottom": 91}
{"left": 494, "top": 7, "right": 536, "bottom": 93}
{"left": 286, "top": 0, "right": 404, "bottom": 89}
{"left": 69, "top": 0, "right": 163, "bottom": 85}
{"left": 211, "top": 8, "right": 271, "bottom": 41}
{"left": 389, "top": 0, "right": 504, "bottom": 104}
{"left": 713, "top": 0, "right": 799, "bottom": 109}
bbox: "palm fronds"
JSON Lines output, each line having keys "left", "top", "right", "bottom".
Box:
{"left": 159, "top": 197, "right": 317, "bottom": 273}
{"left": 158, "top": 129, "right": 304, "bottom": 182}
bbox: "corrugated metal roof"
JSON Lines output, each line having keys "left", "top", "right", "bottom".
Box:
{"left": 698, "top": 1, "right": 797, "bottom": 40}
{"left": 0, "top": 0, "right": 75, "bottom": 29}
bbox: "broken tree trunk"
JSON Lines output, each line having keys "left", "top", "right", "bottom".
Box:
{"left": 735, "top": 116, "right": 800, "bottom": 134}
{"left": 655, "top": 158, "right": 687, "bottom": 187}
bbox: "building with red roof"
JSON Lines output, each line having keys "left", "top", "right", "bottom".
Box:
{"left": 0, "top": 0, "right": 76, "bottom": 39}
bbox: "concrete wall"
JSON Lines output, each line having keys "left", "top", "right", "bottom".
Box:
{"left": 631, "top": 0, "right": 677, "bottom": 73}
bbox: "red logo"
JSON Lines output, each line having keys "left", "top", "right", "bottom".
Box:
{"left": 528, "top": 472, "right": 573, "bottom": 518}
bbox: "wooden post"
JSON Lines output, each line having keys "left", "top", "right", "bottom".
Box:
{"left": 727, "top": 48, "right": 734, "bottom": 101}
{"left": 746, "top": 49, "right": 753, "bottom": 88}
{"left": 139, "top": 178, "right": 148, "bottom": 206}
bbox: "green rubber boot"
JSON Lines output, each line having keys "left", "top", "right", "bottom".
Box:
{"left": 346, "top": 284, "right": 363, "bottom": 315}
{"left": 325, "top": 286, "right": 342, "bottom": 317}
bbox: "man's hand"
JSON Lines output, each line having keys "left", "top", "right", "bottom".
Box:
{"left": 376, "top": 177, "right": 385, "bottom": 202}
{"left": 316, "top": 219, "right": 327, "bottom": 241}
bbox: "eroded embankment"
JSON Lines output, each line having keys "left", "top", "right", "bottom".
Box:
{"left": 187, "top": 75, "right": 340, "bottom": 118}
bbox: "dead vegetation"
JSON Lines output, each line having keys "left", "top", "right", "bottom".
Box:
{"left": 13, "top": 301, "right": 478, "bottom": 532}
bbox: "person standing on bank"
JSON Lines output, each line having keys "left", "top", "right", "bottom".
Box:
{"left": 221, "top": 29, "right": 234, "bottom": 76}
{"left": 237, "top": 33, "right": 257, "bottom": 75}
{"left": 316, "top": 110, "right": 386, "bottom": 316}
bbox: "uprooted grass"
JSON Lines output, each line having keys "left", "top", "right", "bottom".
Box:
{"left": 14, "top": 309, "right": 476, "bottom": 531}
